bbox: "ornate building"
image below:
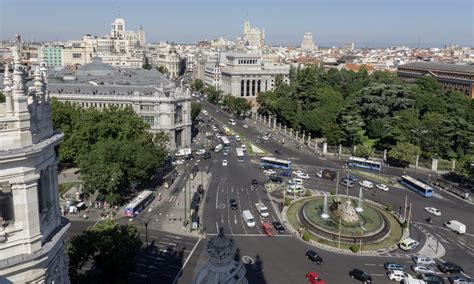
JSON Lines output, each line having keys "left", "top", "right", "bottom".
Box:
{"left": 47, "top": 57, "right": 192, "bottom": 150}
{"left": 192, "top": 229, "right": 248, "bottom": 284}
{"left": 243, "top": 20, "right": 265, "bottom": 48}
{"left": 0, "top": 39, "right": 70, "bottom": 283}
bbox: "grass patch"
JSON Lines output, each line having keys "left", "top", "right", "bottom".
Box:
{"left": 352, "top": 170, "right": 392, "bottom": 184}
{"left": 245, "top": 141, "right": 266, "bottom": 155}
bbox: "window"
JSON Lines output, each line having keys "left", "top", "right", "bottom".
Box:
{"left": 73, "top": 53, "right": 82, "bottom": 59}
{"left": 143, "top": 116, "right": 155, "bottom": 125}
{"left": 0, "top": 183, "right": 14, "bottom": 223}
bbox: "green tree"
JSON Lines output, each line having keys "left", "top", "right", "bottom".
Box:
{"left": 191, "top": 101, "right": 202, "bottom": 121}
{"left": 388, "top": 142, "right": 422, "bottom": 166}
{"left": 157, "top": 66, "right": 168, "bottom": 75}
{"left": 204, "top": 86, "right": 222, "bottom": 105}
{"left": 231, "top": 97, "right": 251, "bottom": 118}
{"left": 0, "top": 92, "right": 5, "bottom": 103}
{"left": 68, "top": 219, "right": 142, "bottom": 283}
{"left": 354, "top": 144, "right": 373, "bottom": 159}
{"left": 454, "top": 154, "right": 474, "bottom": 180}
{"left": 192, "top": 79, "right": 204, "bottom": 93}
{"left": 142, "top": 57, "right": 152, "bottom": 70}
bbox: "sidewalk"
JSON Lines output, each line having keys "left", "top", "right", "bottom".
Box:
{"left": 160, "top": 168, "right": 211, "bottom": 238}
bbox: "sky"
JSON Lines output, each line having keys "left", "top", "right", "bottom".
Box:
{"left": 0, "top": 0, "right": 472, "bottom": 47}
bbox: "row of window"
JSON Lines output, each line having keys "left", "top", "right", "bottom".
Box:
{"left": 238, "top": 59, "right": 258, "bottom": 64}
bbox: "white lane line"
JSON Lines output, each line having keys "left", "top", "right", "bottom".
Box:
{"left": 221, "top": 214, "right": 224, "bottom": 224}
{"left": 364, "top": 263, "right": 376, "bottom": 266}
{"left": 215, "top": 186, "right": 219, "bottom": 209}
{"left": 371, "top": 274, "right": 385, "bottom": 277}
{"left": 206, "top": 233, "right": 294, "bottom": 237}
{"left": 216, "top": 222, "right": 219, "bottom": 233}
{"left": 164, "top": 234, "right": 183, "bottom": 240}
{"left": 237, "top": 186, "right": 248, "bottom": 234}
{"left": 172, "top": 238, "right": 201, "bottom": 284}
{"left": 245, "top": 185, "right": 263, "bottom": 234}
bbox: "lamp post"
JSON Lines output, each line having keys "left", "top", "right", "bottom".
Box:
{"left": 135, "top": 214, "right": 150, "bottom": 283}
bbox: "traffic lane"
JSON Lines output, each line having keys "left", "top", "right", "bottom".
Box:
{"left": 231, "top": 235, "right": 407, "bottom": 284}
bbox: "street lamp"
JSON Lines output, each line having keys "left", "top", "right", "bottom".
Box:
{"left": 135, "top": 214, "right": 150, "bottom": 283}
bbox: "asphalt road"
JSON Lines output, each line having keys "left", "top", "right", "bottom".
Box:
{"left": 195, "top": 98, "right": 474, "bottom": 283}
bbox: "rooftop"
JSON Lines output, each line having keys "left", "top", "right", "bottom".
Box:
{"left": 398, "top": 62, "right": 474, "bottom": 74}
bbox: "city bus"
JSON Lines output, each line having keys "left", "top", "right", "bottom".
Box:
{"left": 124, "top": 190, "right": 155, "bottom": 217}
{"left": 400, "top": 175, "right": 433, "bottom": 197}
{"left": 260, "top": 157, "right": 292, "bottom": 170}
{"left": 223, "top": 126, "right": 232, "bottom": 136}
{"left": 236, "top": 148, "right": 245, "bottom": 162}
{"left": 220, "top": 136, "right": 231, "bottom": 150}
{"left": 347, "top": 157, "right": 382, "bottom": 171}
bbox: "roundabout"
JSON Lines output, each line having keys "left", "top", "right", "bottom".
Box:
{"left": 286, "top": 193, "right": 404, "bottom": 252}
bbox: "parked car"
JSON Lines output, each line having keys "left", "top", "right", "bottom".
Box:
{"left": 306, "top": 272, "right": 325, "bottom": 284}
{"left": 272, "top": 221, "right": 285, "bottom": 233}
{"left": 222, "top": 160, "right": 228, "bottom": 166}
{"left": 268, "top": 174, "right": 283, "bottom": 183}
{"left": 417, "top": 273, "right": 445, "bottom": 283}
{"left": 262, "top": 135, "right": 270, "bottom": 141}
{"left": 196, "top": 149, "right": 206, "bottom": 155}
{"left": 376, "top": 184, "right": 389, "bottom": 191}
{"left": 264, "top": 169, "right": 277, "bottom": 175}
{"left": 321, "top": 169, "right": 336, "bottom": 180}
{"left": 349, "top": 268, "right": 372, "bottom": 283}
{"left": 243, "top": 124, "right": 248, "bottom": 128}
{"left": 387, "top": 270, "right": 412, "bottom": 281}
{"left": 262, "top": 223, "right": 275, "bottom": 237}
{"left": 359, "top": 180, "right": 374, "bottom": 188}
{"left": 424, "top": 207, "right": 441, "bottom": 216}
{"left": 203, "top": 152, "right": 212, "bottom": 160}
{"left": 437, "top": 262, "right": 463, "bottom": 274}
{"left": 305, "top": 250, "right": 323, "bottom": 265}
{"left": 412, "top": 256, "right": 435, "bottom": 266}
{"left": 411, "top": 265, "right": 435, "bottom": 274}
{"left": 384, "top": 262, "right": 405, "bottom": 271}
{"left": 251, "top": 179, "right": 259, "bottom": 187}
{"left": 447, "top": 275, "right": 474, "bottom": 283}
{"left": 229, "top": 199, "right": 238, "bottom": 210}
{"left": 348, "top": 174, "right": 358, "bottom": 181}
{"left": 341, "top": 178, "right": 355, "bottom": 188}
{"left": 296, "top": 172, "right": 310, "bottom": 179}
{"left": 288, "top": 178, "right": 304, "bottom": 185}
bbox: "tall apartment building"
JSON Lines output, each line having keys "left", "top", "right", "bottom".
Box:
{"left": 301, "top": 32, "right": 316, "bottom": 52}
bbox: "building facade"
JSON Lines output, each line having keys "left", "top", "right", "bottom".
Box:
{"left": 43, "top": 46, "right": 63, "bottom": 67}
{"left": 301, "top": 32, "right": 316, "bottom": 52}
{"left": 48, "top": 57, "right": 192, "bottom": 150}
{"left": 397, "top": 62, "right": 474, "bottom": 98}
{"left": 0, "top": 41, "right": 70, "bottom": 283}
{"left": 243, "top": 20, "right": 265, "bottom": 48}
{"left": 221, "top": 53, "right": 290, "bottom": 103}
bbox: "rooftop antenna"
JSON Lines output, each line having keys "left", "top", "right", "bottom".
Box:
{"left": 417, "top": 35, "right": 420, "bottom": 49}
{"left": 118, "top": 4, "right": 121, "bottom": 18}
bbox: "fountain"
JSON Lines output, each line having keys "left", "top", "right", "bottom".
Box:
{"left": 320, "top": 194, "right": 329, "bottom": 219}
{"left": 355, "top": 187, "right": 364, "bottom": 212}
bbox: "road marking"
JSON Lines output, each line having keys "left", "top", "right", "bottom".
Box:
{"left": 206, "top": 233, "right": 293, "bottom": 237}
{"left": 216, "top": 222, "right": 219, "bottom": 233}
{"left": 216, "top": 187, "right": 219, "bottom": 209}
{"left": 371, "top": 274, "right": 385, "bottom": 277}
{"left": 364, "top": 263, "right": 376, "bottom": 266}
{"left": 172, "top": 238, "right": 201, "bottom": 284}
{"left": 221, "top": 214, "right": 224, "bottom": 224}
{"left": 164, "top": 234, "right": 183, "bottom": 240}
{"left": 234, "top": 215, "right": 237, "bottom": 224}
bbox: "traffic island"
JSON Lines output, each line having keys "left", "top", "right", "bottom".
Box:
{"left": 283, "top": 196, "right": 403, "bottom": 254}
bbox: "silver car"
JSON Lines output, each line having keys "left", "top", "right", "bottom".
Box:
{"left": 412, "top": 256, "right": 435, "bottom": 266}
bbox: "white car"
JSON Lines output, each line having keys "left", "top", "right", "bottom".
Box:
{"left": 196, "top": 149, "right": 206, "bottom": 155}
{"left": 216, "top": 134, "right": 222, "bottom": 139}
{"left": 262, "top": 135, "right": 269, "bottom": 141}
{"left": 286, "top": 185, "right": 304, "bottom": 194}
{"left": 288, "top": 178, "right": 304, "bottom": 185}
{"left": 235, "top": 135, "right": 241, "bottom": 142}
{"left": 292, "top": 170, "right": 304, "bottom": 176}
{"left": 316, "top": 171, "right": 323, "bottom": 178}
{"left": 359, "top": 180, "right": 374, "bottom": 188}
{"left": 222, "top": 160, "right": 228, "bottom": 166}
{"left": 243, "top": 124, "right": 249, "bottom": 128}
{"left": 411, "top": 265, "right": 434, "bottom": 274}
{"left": 387, "top": 270, "right": 412, "bottom": 281}
{"left": 264, "top": 169, "right": 277, "bottom": 175}
{"left": 424, "top": 207, "right": 441, "bottom": 216}
{"left": 376, "top": 184, "right": 389, "bottom": 191}
{"left": 241, "top": 144, "right": 247, "bottom": 151}
{"left": 412, "top": 256, "right": 435, "bottom": 266}
{"left": 296, "top": 172, "right": 310, "bottom": 179}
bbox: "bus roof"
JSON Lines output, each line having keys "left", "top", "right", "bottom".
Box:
{"left": 401, "top": 175, "right": 433, "bottom": 190}
{"left": 220, "top": 136, "right": 230, "bottom": 144}
{"left": 126, "top": 190, "right": 154, "bottom": 208}
{"left": 261, "top": 156, "right": 290, "bottom": 163}
{"left": 349, "top": 156, "right": 382, "bottom": 165}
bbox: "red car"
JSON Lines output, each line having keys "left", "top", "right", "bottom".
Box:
{"left": 262, "top": 223, "right": 275, "bottom": 237}
{"left": 306, "top": 272, "right": 325, "bottom": 284}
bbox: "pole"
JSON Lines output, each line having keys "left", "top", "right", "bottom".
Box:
{"left": 184, "top": 167, "right": 187, "bottom": 227}
{"left": 188, "top": 165, "right": 191, "bottom": 231}
{"left": 346, "top": 171, "right": 350, "bottom": 197}
{"left": 145, "top": 221, "right": 149, "bottom": 283}
{"left": 335, "top": 171, "right": 339, "bottom": 196}
{"left": 403, "top": 195, "right": 407, "bottom": 221}
{"left": 338, "top": 217, "right": 342, "bottom": 249}
{"left": 359, "top": 228, "right": 363, "bottom": 252}
{"left": 407, "top": 202, "right": 412, "bottom": 228}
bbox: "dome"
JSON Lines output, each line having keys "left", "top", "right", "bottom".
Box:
{"left": 75, "top": 57, "right": 119, "bottom": 77}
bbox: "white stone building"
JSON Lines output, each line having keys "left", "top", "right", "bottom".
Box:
{"left": 301, "top": 32, "right": 316, "bottom": 52}
{"left": 47, "top": 57, "right": 192, "bottom": 150}
{"left": 221, "top": 53, "right": 290, "bottom": 104}
{"left": 243, "top": 20, "right": 265, "bottom": 48}
{"left": 0, "top": 41, "right": 70, "bottom": 283}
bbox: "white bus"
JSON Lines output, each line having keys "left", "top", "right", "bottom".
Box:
{"left": 220, "top": 136, "right": 231, "bottom": 150}
{"left": 347, "top": 157, "right": 382, "bottom": 171}
{"left": 260, "top": 156, "right": 292, "bottom": 170}
{"left": 236, "top": 148, "right": 245, "bottom": 162}
{"left": 124, "top": 190, "right": 155, "bottom": 217}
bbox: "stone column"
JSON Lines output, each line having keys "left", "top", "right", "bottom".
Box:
{"left": 339, "top": 144, "right": 342, "bottom": 156}
{"left": 415, "top": 155, "right": 419, "bottom": 168}
{"left": 302, "top": 132, "right": 305, "bottom": 144}
{"left": 284, "top": 125, "right": 287, "bottom": 133}
{"left": 307, "top": 134, "right": 311, "bottom": 146}
{"left": 279, "top": 122, "right": 282, "bottom": 131}
{"left": 268, "top": 116, "right": 271, "bottom": 127}
{"left": 273, "top": 117, "right": 277, "bottom": 130}
{"left": 431, "top": 159, "right": 438, "bottom": 172}
{"left": 323, "top": 142, "right": 328, "bottom": 154}
{"left": 290, "top": 128, "right": 293, "bottom": 136}
{"left": 452, "top": 160, "right": 456, "bottom": 171}
{"left": 383, "top": 149, "right": 387, "bottom": 161}
{"left": 295, "top": 131, "right": 299, "bottom": 140}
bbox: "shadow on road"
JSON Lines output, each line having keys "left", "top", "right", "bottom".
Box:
{"left": 243, "top": 254, "right": 267, "bottom": 284}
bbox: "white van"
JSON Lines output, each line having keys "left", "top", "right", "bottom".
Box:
{"left": 242, "top": 210, "right": 255, "bottom": 228}
{"left": 214, "top": 144, "right": 223, "bottom": 153}
{"left": 175, "top": 148, "right": 192, "bottom": 157}
{"left": 401, "top": 279, "right": 427, "bottom": 284}
{"left": 444, "top": 220, "right": 466, "bottom": 234}
{"left": 359, "top": 180, "right": 374, "bottom": 188}
{"left": 399, "top": 238, "right": 419, "bottom": 251}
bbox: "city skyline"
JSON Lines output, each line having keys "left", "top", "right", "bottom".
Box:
{"left": 1, "top": 0, "right": 472, "bottom": 47}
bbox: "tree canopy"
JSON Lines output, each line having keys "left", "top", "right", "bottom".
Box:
{"left": 68, "top": 219, "right": 142, "bottom": 283}
{"left": 256, "top": 67, "right": 474, "bottom": 168}
{"left": 52, "top": 99, "right": 168, "bottom": 203}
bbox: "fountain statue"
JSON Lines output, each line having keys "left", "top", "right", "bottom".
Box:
{"left": 330, "top": 198, "right": 359, "bottom": 224}
{"left": 320, "top": 194, "right": 329, "bottom": 219}
{"left": 355, "top": 187, "right": 364, "bottom": 212}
